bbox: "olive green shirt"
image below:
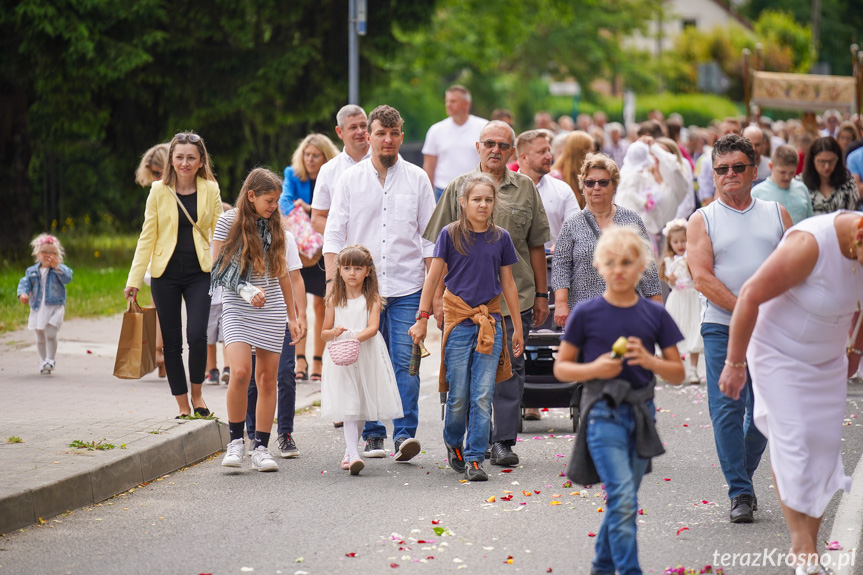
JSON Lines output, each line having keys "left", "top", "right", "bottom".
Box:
{"left": 423, "top": 166, "right": 551, "bottom": 315}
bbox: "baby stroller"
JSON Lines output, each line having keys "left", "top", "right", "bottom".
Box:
{"left": 519, "top": 254, "right": 581, "bottom": 433}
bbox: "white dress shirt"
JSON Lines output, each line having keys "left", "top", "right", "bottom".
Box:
{"left": 311, "top": 148, "right": 371, "bottom": 212}
{"left": 528, "top": 172, "right": 581, "bottom": 251}
{"left": 323, "top": 155, "right": 436, "bottom": 298}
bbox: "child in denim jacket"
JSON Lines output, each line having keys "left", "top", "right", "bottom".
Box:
{"left": 17, "top": 234, "right": 73, "bottom": 374}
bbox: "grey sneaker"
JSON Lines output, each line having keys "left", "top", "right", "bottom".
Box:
{"left": 206, "top": 369, "right": 220, "bottom": 385}
{"left": 394, "top": 437, "right": 421, "bottom": 462}
{"left": 222, "top": 439, "right": 245, "bottom": 468}
{"left": 221, "top": 367, "right": 231, "bottom": 385}
{"left": 277, "top": 433, "right": 299, "bottom": 458}
{"left": 464, "top": 460, "right": 488, "bottom": 481}
{"left": 251, "top": 446, "right": 279, "bottom": 472}
{"left": 363, "top": 437, "right": 386, "bottom": 458}
{"left": 446, "top": 443, "right": 466, "bottom": 473}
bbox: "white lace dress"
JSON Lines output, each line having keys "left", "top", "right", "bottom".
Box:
{"left": 321, "top": 294, "right": 403, "bottom": 422}
{"left": 664, "top": 254, "right": 703, "bottom": 354}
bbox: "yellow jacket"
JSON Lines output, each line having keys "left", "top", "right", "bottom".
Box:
{"left": 126, "top": 177, "right": 223, "bottom": 289}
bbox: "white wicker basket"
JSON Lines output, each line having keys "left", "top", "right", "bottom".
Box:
{"left": 328, "top": 330, "right": 360, "bottom": 366}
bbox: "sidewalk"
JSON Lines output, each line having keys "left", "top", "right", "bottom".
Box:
{"left": 0, "top": 313, "right": 322, "bottom": 534}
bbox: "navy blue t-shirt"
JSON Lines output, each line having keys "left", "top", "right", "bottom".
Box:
{"left": 434, "top": 225, "right": 519, "bottom": 325}
{"left": 561, "top": 296, "right": 683, "bottom": 388}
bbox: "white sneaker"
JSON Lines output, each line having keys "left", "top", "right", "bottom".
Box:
{"left": 688, "top": 364, "right": 700, "bottom": 384}
{"left": 222, "top": 439, "right": 245, "bottom": 468}
{"left": 40, "top": 360, "right": 52, "bottom": 375}
{"left": 251, "top": 446, "right": 279, "bottom": 472}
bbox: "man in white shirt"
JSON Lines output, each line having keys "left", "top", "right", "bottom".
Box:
{"left": 515, "top": 129, "right": 579, "bottom": 421}
{"left": 324, "top": 105, "right": 436, "bottom": 463}
{"left": 516, "top": 130, "right": 580, "bottom": 252}
{"left": 422, "top": 85, "right": 487, "bottom": 201}
{"left": 602, "top": 122, "right": 629, "bottom": 168}
{"left": 310, "top": 105, "right": 370, "bottom": 235}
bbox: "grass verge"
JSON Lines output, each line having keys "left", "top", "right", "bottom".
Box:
{"left": 0, "top": 233, "right": 152, "bottom": 334}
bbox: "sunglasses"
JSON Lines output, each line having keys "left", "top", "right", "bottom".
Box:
{"left": 713, "top": 163, "right": 754, "bottom": 176}
{"left": 479, "top": 139, "right": 514, "bottom": 151}
{"left": 583, "top": 179, "right": 612, "bottom": 188}
{"left": 174, "top": 133, "right": 202, "bottom": 144}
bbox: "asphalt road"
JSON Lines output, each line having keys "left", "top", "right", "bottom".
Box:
{"left": 2, "top": 373, "right": 863, "bottom": 575}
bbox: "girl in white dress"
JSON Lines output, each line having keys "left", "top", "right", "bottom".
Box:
{"left": 659, "top": 219, "right": 703, "bottom": 384}
{"left": 321, "top": 245, "right": 403, "bottom": 475}
{"left": 719, "top": 211, "right": 863, "bottom": 574}
{"left": 17, "top": 234, "right": 73, "bottom": 374}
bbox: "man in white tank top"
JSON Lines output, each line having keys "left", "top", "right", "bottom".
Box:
{"left": 687, "top": 134, "right": 793, "bottom": 524}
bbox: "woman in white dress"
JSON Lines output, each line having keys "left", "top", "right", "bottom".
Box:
{"left": 719, "top": 211, "right": 863, "bottom": 574}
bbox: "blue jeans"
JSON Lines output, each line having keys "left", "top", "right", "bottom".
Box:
{"left": 443, "top": 323, "right": 502, "bottom": 461}
{"left": 363, "top": 291, "right": 421, "bottom": 442}
{"left": 586, "top": 400, "right": 652, "bottom": 575}
{"left": 701, "top": 322, "right": 766, "bottom": 500}
{"left": 246, "top": 323, "right": 297, "bottom": 436}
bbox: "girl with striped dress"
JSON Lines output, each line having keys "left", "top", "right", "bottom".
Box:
{"left": 211, "top": 168, "right": 303, "bottom": 472}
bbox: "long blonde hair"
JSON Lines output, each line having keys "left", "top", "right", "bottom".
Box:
{"left": 327, "top": 245, "right": 381, "bottom": 312}
{"left": 291, "top": 133, "right": 340, "bottom": 181}
{"left": 449, "top": 173, "right": 502, "bottom": 256}
{"left": 217, "top": 168, "right": 287, "bottom": 279}
{"left": 551, "top": 130, "right": 594, "bottom": 209}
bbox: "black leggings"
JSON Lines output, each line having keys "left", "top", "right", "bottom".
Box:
{"left": 150, "top": 252, "right": 211, "bottom": 396}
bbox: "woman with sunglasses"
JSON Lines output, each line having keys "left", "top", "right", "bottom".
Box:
{"left": 801, "top": 136, "right": 860, "bottom": 215}
{"left": 124, "top": 132, "right": 224, "bottom": 418}
{"left": 551, "top": 153, "right": 662, "bottom": 328}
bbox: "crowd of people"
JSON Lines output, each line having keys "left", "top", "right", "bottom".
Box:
{"left": 15, "top": 83, "right": 861, "bottom": 574}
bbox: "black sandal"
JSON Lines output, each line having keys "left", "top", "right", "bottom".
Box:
{"left": 296, "top": 354, "right": 309, "bottom": 380}
{"left": 310, "top": 355, "right": 323, "bottom": 382}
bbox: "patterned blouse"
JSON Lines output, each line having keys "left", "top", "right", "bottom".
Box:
{"left": 808, "top": 172, "right": 860, "bottom": 215}
{"left": 551, "top": 205, "right": 662, "bottom": 311}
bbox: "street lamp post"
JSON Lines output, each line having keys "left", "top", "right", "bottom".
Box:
{"left": 348, "top": 0, "right": 367, "bottom": 105}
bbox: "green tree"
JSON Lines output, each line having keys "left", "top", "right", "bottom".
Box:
{"left": 0, "top": 0, "right": 435, "bottom": 258}
{"left": 367, "top": 0, "right": 662, "bottom": 137}
{"left": 741, "top": 0, "right": 862, "bottom": 76}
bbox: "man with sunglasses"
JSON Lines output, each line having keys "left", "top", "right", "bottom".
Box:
{"left": 424, "top": 120, "right": 551, "bottom": 467}
{"left": 688, "top": 134, "right": 792, "bottom": 524}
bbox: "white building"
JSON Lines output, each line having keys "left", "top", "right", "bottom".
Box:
{"left": 628, "top": 0, "right": 752, "bottom": 56}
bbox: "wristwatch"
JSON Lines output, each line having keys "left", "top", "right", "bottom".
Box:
{"left": 415, "top": 310, "right": 431, "bottom": 320}
{"left": 535, "top": 292, "right": 549, "bottom": 299}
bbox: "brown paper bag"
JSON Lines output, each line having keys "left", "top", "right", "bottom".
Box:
{"left": 113, "top": 299, "right": 157, "bottom": 379}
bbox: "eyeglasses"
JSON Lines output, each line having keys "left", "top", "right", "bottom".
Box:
{"left": 583, "top": 179, "right": 612, "bottom": 188}
{"left": 713, "top": 163, "right": 754, "bottom": 176}
{"left": 814, "top": 158, "right": 838, "bottom": 167}
{"left": 479, "top": 140, "right": 514, "bottom": 151}
{"left": 174, "top": 133, "right": 201, "bottom": 144}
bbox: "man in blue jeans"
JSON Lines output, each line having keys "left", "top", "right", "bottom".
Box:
{"left": 322, "top": 105, "right": 437, "bottom": 462}
{"left": 688, "top": 134, "right": 792, "bottom": 523}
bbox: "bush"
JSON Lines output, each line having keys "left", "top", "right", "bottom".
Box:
{"left": 549, "top": 93, "right": 742, "bottom": 128}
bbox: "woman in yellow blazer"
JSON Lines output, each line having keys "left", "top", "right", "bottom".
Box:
{"left": 124, "top": 132, "right": 223, "bottom": 418}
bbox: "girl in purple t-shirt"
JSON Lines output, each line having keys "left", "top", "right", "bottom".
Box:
{"left": 553, "top": 225, "right": 684, "bottom": 575}
{"left": 409, "top": 173, "right": 523, "bottom": 482}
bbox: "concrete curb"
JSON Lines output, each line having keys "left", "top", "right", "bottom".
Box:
{"left": 0, "top": 387, "right": 321, "bottom": 536}
{"left": 0, "top": 419, "right": 229, "bottom": 535}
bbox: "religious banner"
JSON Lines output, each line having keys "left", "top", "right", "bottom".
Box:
{"left": 751, "top": 71, "right": 857, "bottom": 112}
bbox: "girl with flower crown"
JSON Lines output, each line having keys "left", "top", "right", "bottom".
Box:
{"left": 659, "top": 218, "right": 703, "bottom": 384}
{"left": 17, "top": 234, "right": 73, "bottom": 375}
